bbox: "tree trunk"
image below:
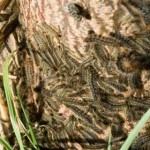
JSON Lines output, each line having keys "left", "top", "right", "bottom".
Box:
{"left": 0, "top": 0, "right": 150, "bottom": 149}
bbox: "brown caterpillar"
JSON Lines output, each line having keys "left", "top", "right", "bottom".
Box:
{"left": 111, "top": 114, "right": 125, "bottom": 138}
{"left": 57, "top": 129, "right": 69, "bottom": 141}
{"left": 63, "top": 116, "right": 77, "bottom": 134}
{"left": 103, "top": 79, "right": 127, "bottom": 92}
{"left": 110, "top": 32, "right": 145, "bottom": 54}
{"left": 37, "top": 22, "right": 61, "bottom": 38}
{"left": 131, "top": 134, "right": 150, "bottom": 150}
{"left": 88, "top": 69, "right": 100, "bottom": 101}
{"left": 128, "top": 0, "right": 150, "bottom": 25}
{"left": 36, "top": 50, "right": 57, "bottom": 71}
{"left": 100, "top": 95, "right": 126, "bottom": 111}
{"left": 85, "top": 34, "right": 121, "bottom": 47}
{"left": 136, "top": 38, "right": 150, "bottom": 52}
{"left": 94, "top": 43, "right": 109, "bottom": 65}
{"left": 97, "top": 80, "right": 115, "bottom": 95}
{"left": 61, "top": 98, "right": 87, "bottom": 107}
{"left": 81, "top": 143, "right": 107, "bottom": 149}
{"left": 128, "top": 72, "right": 143, "bottom": 89}
{"left": 78, "top": 126, "right": 99, "bottom": 144}
{"left": 66, "top": 104, "right": 93, "bottom": 125}
{"left": 82, "top": 121, "right": 103, "bottom": 135}
{"left": 24, "top": 55, "right": 35, "bottom": 87}
{"left": 128, "top": 97, "right": 150, "bottom": 109}
{"left": 87, "top": 65, "right": 106, "bottom": 100}
{"left": 138, "top": 30, "right": 150, "bottom": 38}
{"left": 31, "top": 30, "right": 47, "bottom": 50}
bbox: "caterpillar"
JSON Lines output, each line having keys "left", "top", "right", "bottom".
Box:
{"left": 131, "top": 135, "right": 150, "bottom": 150}
{"left": 66, "top": 104, "right": 93, "bottom": 125}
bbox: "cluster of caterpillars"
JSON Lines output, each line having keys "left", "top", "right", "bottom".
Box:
{"left": 10, "top": 1, "right": 150, "bottom": 150}
{"left": 83, "top": 9, "right": 150, "bottom": 150}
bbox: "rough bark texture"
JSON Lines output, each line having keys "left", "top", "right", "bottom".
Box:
{"left": 19, "top": 0, "right": 145, "bottom": 61}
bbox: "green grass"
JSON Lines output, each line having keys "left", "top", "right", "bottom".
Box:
{"left": 120, "top": 108, "right": 150, "bottom": 150}
{"left": 3, "top": 51, "right": 25, "bottom": 150}
{"left": 17, "top": 92, "right": 39, "bottom": 149}
{"left": 1, "top": 51, "right": 39, "bottom": 150}
{"left": 107, "top": 128, "right": 112, "bottom": 150}
{"left": 0, "top": 136, "right": 13, "bottom": 150}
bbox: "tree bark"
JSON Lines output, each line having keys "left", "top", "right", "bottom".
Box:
{"left": 0, "top": 0, "right": 150, "bottom": 149}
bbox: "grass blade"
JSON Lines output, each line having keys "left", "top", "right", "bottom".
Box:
{"left": 17, "top": 92, "right": 39, "bottom": 149}
{"left": 120, "top": 108, "right": 150, "bottom": 150}
{"left": 0, "top": 136, "right": 13, "bottom": 150}
{"left": 107, "top": 128, "right": 112, "bottom": 150}
{"left": 3, "top": 51, "right": 25, "bottom": 150}
{"left": 18, "top": 118, "right": 37, "bottom": 149}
